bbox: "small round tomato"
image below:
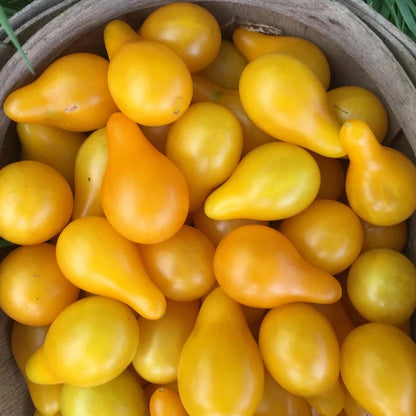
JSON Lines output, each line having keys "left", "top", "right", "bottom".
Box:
{"left": 327, "top": 86, "right": 388, "bottom": 143}
{"left": 0, "top": 160, "right": 73, "bottom": 245}
{"left": 279, "top": 199, "right": 364, "bottom": 274}
{"left": 347, "top": 248, "right": 416, "bottom": 325}
{"left": 42, "top": 296, "right": 139, "bottom": 386}
{"left": 0, "top": 243, "right": 79, "bottom": 326}
{"left": 138, "top": 2, "right": 222, "bottom": 73}
{"left": 132, "top": 299, "right": 200, "bottom": 384}
{"left": 360, "top": 219, "right": 408, "bottom": 252}
{"left": 139, "top": 225, "right": 216, "bottom": 301}
{"left": 198, "top": 39, "right": 248, "bottom": 89}
{"left": 259, "top": 303, "right": 340, "bottom": 398}
{"left": 341, "top": 323, "right": 416, "bottom": 416}
{"left": 60, "top": 368, "right": 147, "bottom": 416}
{"left": 108, "top": 41, "right": 192, "bottom": 126}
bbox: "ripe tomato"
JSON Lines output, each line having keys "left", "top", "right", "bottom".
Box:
{"left": 17, "top": 122, "right": 86, "bottom": 189}
{"left": 178, "top": 287, "right": 264, "bottom": 416}
{"left": 150, "top": 387, "right": 188, "bottom": 416}
{"left": 60, "top": 368, "right": 147, "bottom": 416}
{"left": 341, "top": 322, "right": 416, "bottom": 416}
{"left": 132, "top": 299, "right": 200, "bottom": 384}
{"left": 347, "top": 248, "right": 416, "bottom": 324}
{"left": 279, "top": 199, "right": 363, "bottom": 274}
{"left": 138, "top": 2, "right": 221, "bottom": 73}
{"left": 139, "top": 224, "right": 216, "bottom": 301}
{"left": 0, "top": 160, "right": 73, "bottom": 245}
{"left": 259, "top": 303, "right": 340, "bottom": 398}
{"left": 11, "top": 323, "right": 62, "bottom": 416}
{"left": 41, "top": 296, "right": 139, "bottom": 386}
{"left": 107, "top": 41, "right": 192, "bottom": 126}
{"left": 166, "top": 101, "right": 243, "bottom": 212}
{"left": 0, "top": 243, "right": 79, "bottom": 326}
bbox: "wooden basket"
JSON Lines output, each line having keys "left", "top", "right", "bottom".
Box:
{"left": 0, "top": 1, "right": 415, "bottom": 414}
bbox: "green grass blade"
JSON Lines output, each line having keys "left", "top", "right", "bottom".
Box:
{"left": 396, "top": 0, "right": 416, "bottom": 39}
{"left": 0, "top": 5, "right": 35, "bottom": 74}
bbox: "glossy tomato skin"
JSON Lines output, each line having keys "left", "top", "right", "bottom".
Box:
{"left": 107, "top": 41, "right": 193, "bottom": 126}
{"left": 11, "top": 322, "right": 63, "bottom": 416}
{"left": 198, "top": 39, "right": 248, "bottom": 89}
{"left": 132, "top": 299, "right": 200, "bottom": 384}
{"left": 213, "top": 224, "right": 342, "bottom": 308}
{"left": 150, "top": 387, "right": 188, "bottom": 416}
{"left": 0, "top": 160, "right": 73, "bottom": 245}
{"left": 259, "top": 303, "right": 340, "bottom": 399}
{"left": 101, "top": 112, "right": 189, "bottom": 245}
{"left": 279, "top": 199, "right": 364, "bottom": 275}
{"left": 340, "top": 119, "right": 416, "bottom": 226}
{"left": 341, "top": 322, "right": 416, "bottom": 416}
{"left": 0, "top": 243, "right": 79, "bottom": 326}
{"left": 204, "top": 142, "right": 321, "bottom": 221}
{"left": 60, "top": 368, "right": 147, "bottom": 416}
{"left": 72, "top": 127, "right": 107, "bottom": 219}
{"left": 178, "top": 287, "right": 264, "bottom": 416}
{"left": 4, "top": 53, "right": 118, "bottom": 132}
{"left": 42, "top": 296, "right": 140, "bottom": 386}
{"left": 239, "top": 53, "right": 343, "bottom": 158}
{"left": 166, "top": 101, "right": 243, "bottom": 212}
{"left": 138, "top": 2, "right": 221, "bottom": 73}
{"left": 56, "top": 216, "right": 166, "bottom": 320}
{"left": 17, "top": 122, "right": 86, "bottom": 189}
{"left": 139, "top": 224, "right": 216, "bottom": 302}
{"left": 347, "top": 248, "right": 416, "bottom": 325}
{"left": 327, "top": 86, "right": 388, "bottom": 143}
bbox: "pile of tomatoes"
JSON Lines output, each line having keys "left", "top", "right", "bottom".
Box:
{"left": 1, "top": 2, "right": 416, "bottom": 416}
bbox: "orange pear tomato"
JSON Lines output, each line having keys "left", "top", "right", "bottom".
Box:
{"left": 0, "top": 243, "right": 79, "bottom": 326}
{"left": 4, "top": 53, "right": 118, "bottom": 132}
{"left": 0, "top": 160, "right": 73, "bottom": 245}
{"left": 340, "top": 119, "right": 416, "bottom": 226}
{"left": 213, "top": 224, "right": 342, "bottom": 308}
{"left": 101, "top": 112, "right": 189, "bottom": 244}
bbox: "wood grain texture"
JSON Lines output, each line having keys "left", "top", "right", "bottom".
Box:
{"left": 0, "top": 1, "right": 415, "bottom": 414}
